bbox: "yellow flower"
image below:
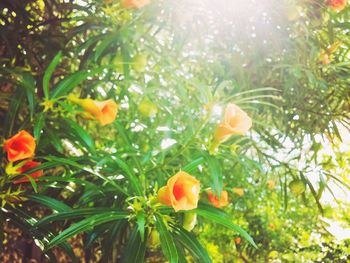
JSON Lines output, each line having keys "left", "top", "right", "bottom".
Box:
{"left": 207, "top": 189, "right": 229, "bottom": 208}
{"left": 232, "top": 187, "right": 244, "bottom": 197}
{"left": 214, "top": 103, "right": 252, "bottom": 143}
{"left": 267, "top": 180, "right": 276, "bottom": 190}
{"left": 158, "top": 171, "right": 200, "bottom": 212}
{"left": 121, "top": 0, "right": 150, "bottom": 9}
{"left": 68, "top": 95, "right": 118, "bottom": 126}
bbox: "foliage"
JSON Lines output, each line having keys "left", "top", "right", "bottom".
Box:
{"left": 0, "top": 0, "right": 349, "bottom": 262}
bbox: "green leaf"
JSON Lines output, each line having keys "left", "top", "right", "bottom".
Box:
{"left": 27, "top": 194, "right": 72, "bottom": 212}
{"left": 3, "top": 87, "right": 25, "bottom": 137}
{"left": 34, "top": 112, "right": 46, "bottom": 144}
{"left": 48, "top": 211, "right": 128, "bottom": 248}
{"left": 121, "top": 227, "right": 146, "bottom": 263}
{"left": 5, "top": 207, "right": 76, "bottom": 262}
{"left": 195, "top": 207, "right": 257, "bottom": 248}
{"left": 94, "top": 33, "right": 120, "bottom": 62}
{"left": 115, "top": 121, "right": 143, "bottom": 172}
{"left": 197, "top": 202, "right": 228, "bottom": 218}
{"left": 21, "top": 72, "right": 36, "bottom": 118}
{"left": 182, "top": 157, "right": 205, "bottom": 173}
{"left": 63, "top": 118, "right": 95, "bottom": 153}
{"left": 0, "top": 69, "right": 36, "bottom": 119}
{"left": 42, "top": 156, "right": 129, "bottom": 195}
{"left": 172, "top": 226, "right": 212, "bottom": 263}
{"left": 154, "top": 214, "right": 179, "bottom": 263}
{"left": 43, "top": 51, "right": 62, "bottom": 99}
{"left": 204, "top": 154, "right": 223, "bottom": 197}
{"left": 114, "top": 157, "right": 142, "bottom": 195}
{"left": 37, "top": 175, "right": 95, "bottom": 188}
{"left": 101, "top": 221, "right": 126, "bottom": 262}
{"left": 120, "top": 44, "right": 131, "bottom": 79}
{"left": 50, "top": 67, "right": 104, "bottom": 99}
{"left": 35, "top": 208, "right": 116, "bottom": 226}
{"left": 136, "top": 212, "right": 145, "bottom": 242}
{"left": 300, "top": 172, "right": 323, "bottom": 214}
{"left": 26, "top": 175, "right": 38, "bottom": 193}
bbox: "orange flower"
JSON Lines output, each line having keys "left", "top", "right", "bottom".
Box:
{"left": 234, "top": 237, "right": 241, "bottom": 245}
{"left": 121, "top": 0, "right": 150, "bottom": 9}
{"left": 158, "top": 171, "right": 200, "bottom": 212}
{"left": 320, "top": 52, "right": 331, "bottom": 65}
{"left": 326, "top": 0, "right": 346, "bottom": 11}
{"left": 267, "top": 180, "right": 276, "bottom": 190}
{"left": 68, "top": 96, "right": 118, "bottom": 126}
{"left": 207, "top": 190, "right": 229, "bottom": 208}
{"left": 232, "top": 187, "right": 244, "bottom": 197}
{"left": 214, "top": 103, "right": 252, "bottom": 143}
{"left": 4, "top": 131, "right": 36, "bottom": 162}
{"left": 13, "top": 161, "right": 43, "bottom": 184}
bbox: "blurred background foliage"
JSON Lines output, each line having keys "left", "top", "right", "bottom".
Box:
{"left": 0, "top": 0, "right": 349, "bottom": 262}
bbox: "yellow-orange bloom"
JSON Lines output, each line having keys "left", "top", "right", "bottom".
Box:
{"left": 207, "top": 190, "right": 229, "bottom": 208}
{"left": 320, "top": 52, "right": 331, "bottom": 65}
{"left": 234, "top": 237, "right": 241, "bottom": 245}
{"left": 158, "top": 171, "right": 200, "bottom": 212}
{"left": 14, "top": 161, "right": 44, "bottom": 184}
{"left": 4, "top": 131, "right": 36, "bottom": 162}
{"left": 326, "top": 0, "right": 346, "bottom": 11}
{"left": 121, "top": 0, "right": 150, "bottom": 9}
{"left": 233, "top": 187, "right": 244, "bottom": 197}
{"left": 214, "top": 103, "right": 252, "bottom": 143}
{"left": 69, "top": 96, "right": 118, "bottom": 126}
{"left": 267, "top": 180, "right": 276, "bottom": 190}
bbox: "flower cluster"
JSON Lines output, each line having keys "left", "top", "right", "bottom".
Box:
{"left": 3, "top": 131, "right": 43, "bottom": 184}
{"left": 157, "top": 103, "right": 252, "bottom": 212}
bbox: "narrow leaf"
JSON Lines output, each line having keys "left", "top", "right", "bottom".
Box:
{"left": 27, "top": 194, "right": 72, "bottom": 212}
{"left": 50, "top": 67, "right": 103, "bottom": 99}
{"left": 34, "top": 113, "right": 46, "bottom": 144}
{"left": 43, "top": 51, "right": 62, "bottom": 99}
{"left": 154, "top": 214, "right": 178, "bottom": 263}
{"left": 48, "top": 211, "right": 128, "bottom": 248}
{"left": 195, "top": 207, "right": 257, "bottom": 248}
{"left": 172, "top": 226, "right": 212, "bottom": 263}
{"left": 121, "top": 227, "right": 146, "bottom": 263}
{"left": 182, "top": 157, "right": 205, "bottom": 173}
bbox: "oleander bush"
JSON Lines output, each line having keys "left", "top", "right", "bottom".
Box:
{"left": 0, "top": 0, "right": 349, "bottom": 262}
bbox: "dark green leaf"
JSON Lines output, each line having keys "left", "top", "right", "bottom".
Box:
{"left": 154, "top": 214, "right": 178, "bottom": 263}
{"left": 48, "top": 211, "right": 128, "bottom": 248}
{"left": 3, "top": 87, "right": 25, "bottom": 137}
{"left": 114, "top": 157, "right": 142, "bottom": 195}
{"left": 34, "top": 113, "right": 46, "bottom": 144}
{"left": 35, "top": 208, "right": 116, "bottom": 226}
{"left": 27, "top": 194, "right": 72, "bottom": 212}
{"left": 172, "top": 226, "right": 212, "bottom": 263}
{"left": 63, "top": 118, "right": 95, "bottom": 153}
{"left": 121, "top": 227, "right": 146, "bottom": 263}
{"left": 94, "top": 33, "right": 120, "bottom": 62}
{"left": 43, "top": 51, "right": 62, "bottom": 99}
{"left": 50, "top": 67, "right": 104, "bottom": 98}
